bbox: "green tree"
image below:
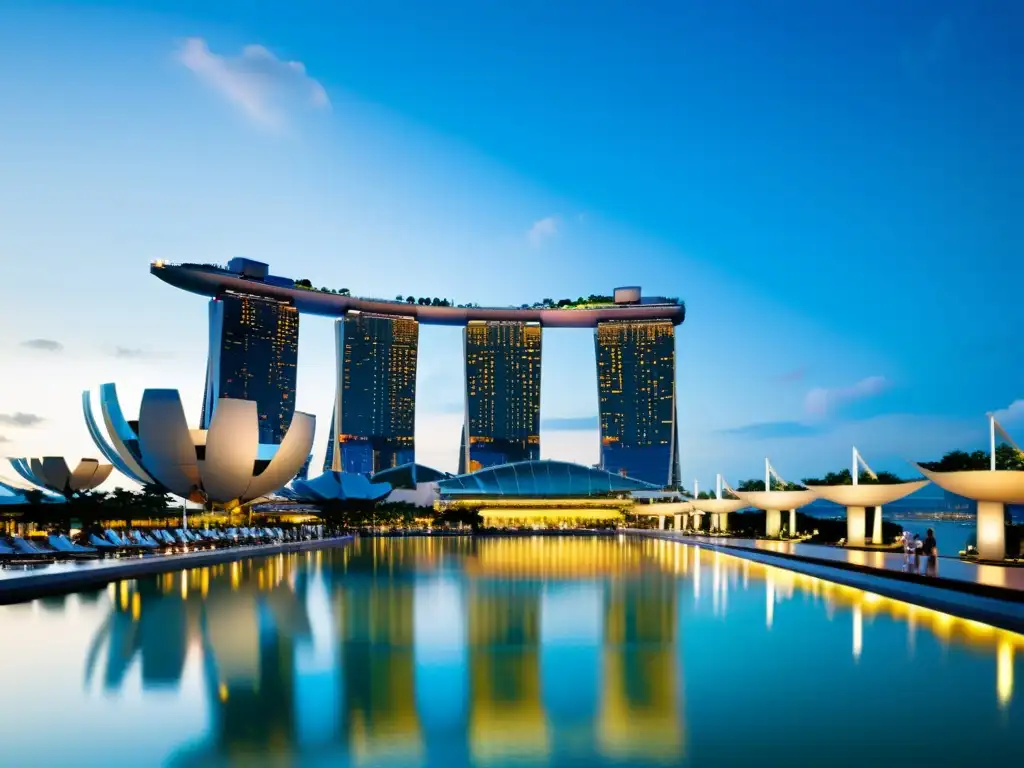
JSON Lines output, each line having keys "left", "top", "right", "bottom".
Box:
{"left": 736, "top": 479, "right": 766, "bottom": 492}
{"left": 736, "top": 478, "right": 803, "bottom": 492}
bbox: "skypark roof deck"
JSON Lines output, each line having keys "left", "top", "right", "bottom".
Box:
{"left": 151, "top": 260, "right": 686, "bottom": 327}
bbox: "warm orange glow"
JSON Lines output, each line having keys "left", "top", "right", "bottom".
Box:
{"left": 997, "top": 640, "right": 1014, "bottom": 708}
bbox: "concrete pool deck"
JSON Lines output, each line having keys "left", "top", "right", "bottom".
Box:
{"left": 635, "top": 530, "right": 1024, "bottom": 634}
{"left": 0, "top": 535, "right": 354, "bottom": 604}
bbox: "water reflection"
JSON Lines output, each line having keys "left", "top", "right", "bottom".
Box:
{"left": 0, "top": 537, "right": 1021, "bottom": 767}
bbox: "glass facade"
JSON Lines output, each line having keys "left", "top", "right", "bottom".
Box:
{"left": 460, "top": 321, "right": 542, "bottom": 474}
{"left": 438, "top": 459, "right": 658, "bottom": 497}
{"left": 324, "top": 312, "right": 418, "bottom": 474}
{"left": 201, "top": 292, "right": 299, "bottom": 445}
{"left": 594, "top": 320, "right": 679, "bottom": 488}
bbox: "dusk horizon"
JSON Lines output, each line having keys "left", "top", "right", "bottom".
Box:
{"left": 2, "top": 0, "right": 1021, "bottom": 490}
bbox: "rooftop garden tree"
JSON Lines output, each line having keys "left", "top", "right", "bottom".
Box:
{"left": 694, "top": 487, "right": 738, "bottom": 500}
{"left": 801, "top": 469, "right": 908, "bottom": 485}
{"left": 919, "top": 445, "right": 1024, "bottom": 472}
{"left": 735, "top": 478, "right": 804, "bottom": 492}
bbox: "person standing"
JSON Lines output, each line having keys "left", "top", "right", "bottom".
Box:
{"left": 923, "top": 528, "right": 938, "bottom": 576}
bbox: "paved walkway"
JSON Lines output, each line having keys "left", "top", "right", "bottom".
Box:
{"left": 665, "top": 534, "right": 1024, "bottom": 590}
{"left": 0, "top": 536, "right": 353, "bottom": 602}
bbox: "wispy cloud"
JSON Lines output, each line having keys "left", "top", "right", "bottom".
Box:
{"left": 804, "top": 376, "right": 887, "bottom": 420}
{"left": 113, "top": 346, "right": 150, "bottom": 360}
{"left": 775, "top": 368, "right": 806, "bottom": 384}
{"left": 527, "top": 216, "right": 559, "bottom": 247}
{"left": 21, "top": 338, "right": 63, "bottom": 352}
{"left": 0, "top": 435, "right": 9, "bottom": 444}
{"left": 0, "top": 412, "right": 44, "bottom": 428}
{"left": 718, "top": 421, "right": 824, "bottom": 440}
{"left": 993, "top": 399, "right": 1024, "bottom": 425}
{"left": 175, "top": 37, "right": 329, "bottom": 130}
{"left": 542, "top": 415, "right": 598, "bottom": 431}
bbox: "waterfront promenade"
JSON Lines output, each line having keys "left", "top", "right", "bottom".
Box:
{"left": 635, "top": 530, "right": 1024, "bottom": 633}
{"left": 0, "top": 535, "right": 354, "bottom": 604}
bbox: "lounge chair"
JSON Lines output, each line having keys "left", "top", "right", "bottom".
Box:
{"left": 89, "top": 534, "right": 120, "bottom": 552}
{"left": 48, "top": 535, "right": 100, "bottom": 559}
{"left": 9, "top": 536, "right": 57, "bottom": 563}
{"left": 128, "top": 531, "right": 159, "bottom": 549}
{"left": 105, "top": 530, "right": 133, "bottom": 548}
{"left": 154, "top": 530, "right": 177, "bottom": 547}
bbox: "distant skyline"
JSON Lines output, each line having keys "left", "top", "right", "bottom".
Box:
{"left": 1, "top": 0, "right": 1022, "bottom": 491}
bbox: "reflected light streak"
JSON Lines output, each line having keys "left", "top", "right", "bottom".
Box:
{"left": 712, "top": 554, "right": 721, "bottom": 615}
{"left": 853, "top": 605, "right": 863, "bottom": 662}
{"left": 997, "top": 640, "right": 1014, "bottom": 708}
{"left": 693, "top": 550, "right": 701, "bottom": 601}
{"left": 766, "top": 576, "right": 774, "bottom": 630}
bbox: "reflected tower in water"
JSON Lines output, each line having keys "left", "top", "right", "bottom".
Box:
{"left": 599, "top": 574, "right": 685, "bottom": 762}
{"left": 337, "top": 567, "right": 422, "bottom": 763}
{"left": 467, "top": 580, "right": 548, "bottom": 763}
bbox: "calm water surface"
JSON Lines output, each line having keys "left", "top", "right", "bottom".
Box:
{"left": 0, "top": 536, "right": 1020, "bottom": 767}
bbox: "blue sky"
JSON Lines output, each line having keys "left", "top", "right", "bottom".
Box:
{"left": 0, "top": 0, "right": 1021, "bottom": 489}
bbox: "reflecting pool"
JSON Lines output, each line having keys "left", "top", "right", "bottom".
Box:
{"left": 0, "top": 536, "right": 1020, "bottom": 767}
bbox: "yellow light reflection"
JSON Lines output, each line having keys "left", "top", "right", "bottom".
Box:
{"left": 131, "top": 592, "right": 141, "bottom": 621}
{"left": 997, "top": 640, "right": 1013, "bottom": 708}
{"left": 853, "top": 605, "right": 863, "bottom": 662}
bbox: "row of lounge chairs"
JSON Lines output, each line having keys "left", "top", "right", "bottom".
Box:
{"left": 0, "top": 526, "right": 313, "bottom": 567}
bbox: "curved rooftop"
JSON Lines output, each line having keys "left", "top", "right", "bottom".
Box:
{"left": 803, "top": 480, "right": 929, "bottom": 507}
{"left": 370, "top": 462, "right": 448, "bottom": 489}
{"left": 152, "top": 262, "right": 686, "bottom": 328}
{"left": 913, "top": 465, "right": 1024, "bottom": 504}
{"left": 691, "top": 498, "right": 747, "bottom": 514}
{"left": 285, "top": 471, "right": 392, "bottom": 503}
{"left": 437, "top": 459, "right": 658, "bottom": 497}
{"left": 732, "top": 489, "right": 818, "bottom": 510}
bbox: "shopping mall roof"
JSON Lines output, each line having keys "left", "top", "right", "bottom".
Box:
{"left": 437, "top": 459, "right": 658, "bottom": 498}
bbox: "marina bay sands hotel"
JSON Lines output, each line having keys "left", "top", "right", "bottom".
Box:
{"left": 152, "top": 258, "right": 685, "bottom": 487}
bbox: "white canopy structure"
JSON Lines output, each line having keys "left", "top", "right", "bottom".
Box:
{"left": 691, "top": 475, "right": 745, "bottom": 532}
{"left": 804, "top": 448, "right": 928, "bottom": 546}
{"left": 913, "top": 415, "right": 1024, "bottom": 561}
{"left": 914, "top": 465, "right": 1024, "bottom": 561}
{"left": 731, "top": 459, "right": 816, "bottom": 537}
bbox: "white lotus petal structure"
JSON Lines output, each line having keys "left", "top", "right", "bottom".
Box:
{"left": 7, "top": 456, "right": 113, "bottom": 497}
{"left": 83, "top": 384, "right": 315, "bottom": 508}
